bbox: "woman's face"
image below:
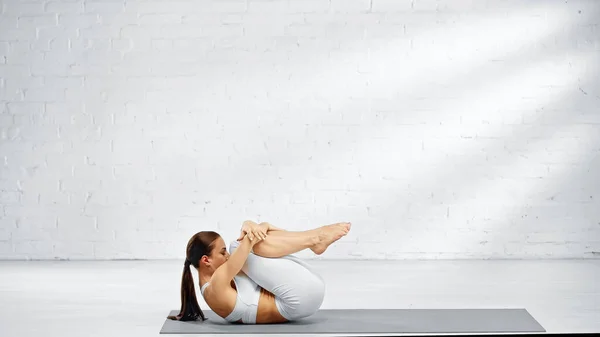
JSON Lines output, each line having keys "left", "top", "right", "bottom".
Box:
{"left": 209, "top": 236, "right": 230, "bottom": 269}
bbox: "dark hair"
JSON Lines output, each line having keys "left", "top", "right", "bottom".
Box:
{"left": 167, "top": 231, "right": 221, "bottom": 322}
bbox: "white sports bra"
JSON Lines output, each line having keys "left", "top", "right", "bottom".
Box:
{"left": 201, "top": 272, "right": 261, "bottom": 323}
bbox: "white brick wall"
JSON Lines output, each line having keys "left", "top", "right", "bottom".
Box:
{"left": 1, "top": 0, "right": 599, "bottom": 260}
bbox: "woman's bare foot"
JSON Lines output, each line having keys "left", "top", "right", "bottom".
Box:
{"left": 311, "top": 222, "right": 351, "bottom": 255}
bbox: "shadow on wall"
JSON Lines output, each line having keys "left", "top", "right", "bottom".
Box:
{"left": 169, "top": 2, "right": 593, "bottom": 208}
{"left": 362, "top": 4, "right": 600, "bottom": 257}
{"left": 209, "top": 4, "right": 597, "bottom": 230}
{"left": 61, "top": 1, "right": 599, "bottom": 257}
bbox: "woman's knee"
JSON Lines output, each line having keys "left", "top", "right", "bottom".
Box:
{"left": 229, "top": 240, "right": 239, "bottom": 252}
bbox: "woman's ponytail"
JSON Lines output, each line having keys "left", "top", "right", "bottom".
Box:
{"left": 166, "top": 259, "right": 206, "bottom": 321}
{"left": 167, "top": 231, "right": 220, "bottom": 321}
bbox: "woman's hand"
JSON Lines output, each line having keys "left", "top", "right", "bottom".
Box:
{"left": 236, "top": 220, "right": 268, "bottom": 242}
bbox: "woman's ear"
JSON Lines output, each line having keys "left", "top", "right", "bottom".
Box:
{"left": 200, "top": 255, "right": 209, "bottom": 266}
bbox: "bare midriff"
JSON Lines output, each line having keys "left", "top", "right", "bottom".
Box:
{"left": 256, "top": 287, "right": 288, "bottom": 323}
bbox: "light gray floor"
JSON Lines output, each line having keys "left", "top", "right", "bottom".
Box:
{"left": 0, "top": 259, "right": 598, "bottom": 337}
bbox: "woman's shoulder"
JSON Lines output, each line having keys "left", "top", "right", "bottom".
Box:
{"left": 204, "top": 278, "right": 236, "bottom": 297}
{"left": 203, "top": 281, "right": 238, "bottom": 317}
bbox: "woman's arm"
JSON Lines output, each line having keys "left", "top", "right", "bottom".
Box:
{"left": 211, "top": 235, "right": 256, "bottom": 288}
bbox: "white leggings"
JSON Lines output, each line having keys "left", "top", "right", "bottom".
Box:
{"left": 228, "top": 240, "right": 325, "bottom": 321}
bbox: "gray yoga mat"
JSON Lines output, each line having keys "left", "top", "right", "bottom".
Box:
{"left": 160, "top": 308, "right": 546, "bottom": 334}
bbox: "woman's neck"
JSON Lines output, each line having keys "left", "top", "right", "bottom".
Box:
{"left": 199, "top": 270, "right": 212, "bottom": 287}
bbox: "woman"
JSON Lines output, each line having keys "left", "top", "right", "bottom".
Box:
{"left": 167, "top": 220, "right": 351, "bottom": 324}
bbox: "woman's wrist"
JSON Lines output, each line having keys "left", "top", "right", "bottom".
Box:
{"left": 239, "top": 235, "right": 253, "bottom": 249}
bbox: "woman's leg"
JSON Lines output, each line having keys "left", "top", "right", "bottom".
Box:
{"left": 251, "top": 222, "right": 351, "bottom": 258}
{"left": 229, "top": 240, "right": 326, "bottom": 321}
{"left": 250, "top": 230, "right": 319, "bottom": 258}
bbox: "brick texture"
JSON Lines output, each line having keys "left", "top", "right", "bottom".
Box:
{"left": 1, "top": 0, "right": 599, "bottom": 260}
